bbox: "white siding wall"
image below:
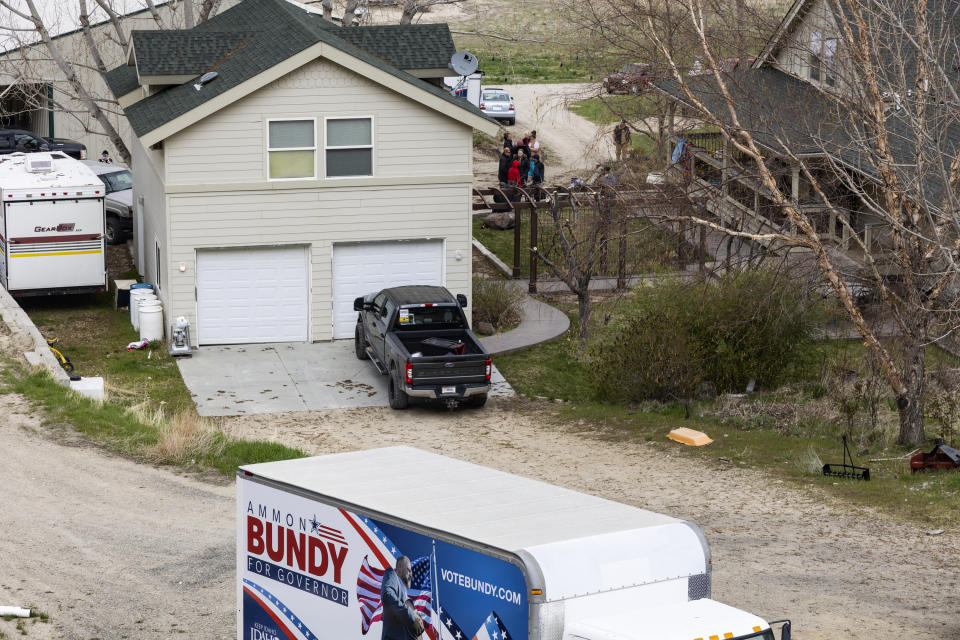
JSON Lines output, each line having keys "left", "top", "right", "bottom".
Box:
{"left": 163, "top": 57, "right": 473, "bottom": 185}
{"left": 131, "top": 136, "right": 168, "bottom": 304}
{"left": 773, "top": 0, "right": 841, "bottom": 84}
{"left": 166, "top": 183, "right": 472, "bottom": 341}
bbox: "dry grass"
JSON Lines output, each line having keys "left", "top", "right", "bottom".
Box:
{"left": 146, "top": 411, "right": 225, "bottom": 465}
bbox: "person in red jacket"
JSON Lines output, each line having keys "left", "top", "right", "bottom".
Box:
{"left": 507, "top": 160, "right": 521, "bottom": 186}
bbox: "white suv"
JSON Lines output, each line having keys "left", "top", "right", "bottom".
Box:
{"left": 479, "top": 88, "right": 516, "bottom": 125}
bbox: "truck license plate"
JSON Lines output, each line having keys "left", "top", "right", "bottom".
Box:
{"left": 442, "top": 386, "right": 456, "bottom": 395}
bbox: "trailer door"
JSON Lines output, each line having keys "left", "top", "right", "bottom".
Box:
{"left": 5, "top": 198, "right": 105, "bottom": 291}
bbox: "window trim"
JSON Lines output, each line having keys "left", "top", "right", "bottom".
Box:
{"left": 807, "top": 30, "right": 838, "bottom": 88}
{"left": 266, "top": 117, "right": 317, "bottom": 182}
{"left": 323, "top": 115, "right": 374, "bottom": 179}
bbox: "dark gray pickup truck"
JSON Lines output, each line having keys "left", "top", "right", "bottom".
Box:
{"left": 353, "top": 285, "right": 491, "bottom": 409}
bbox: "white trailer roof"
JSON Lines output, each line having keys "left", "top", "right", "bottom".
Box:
{"left": 0, "top": 152, "right": 103, "bottom": 190}
{"left": 242, "top": 446, "right": 680, "bottom": 551}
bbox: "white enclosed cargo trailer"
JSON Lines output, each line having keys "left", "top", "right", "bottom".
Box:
{"left": 237, "top": 447, "right": 790, "bottom": 640}
{"left": 0, "top": 152, "right": 106, "bottom": 296}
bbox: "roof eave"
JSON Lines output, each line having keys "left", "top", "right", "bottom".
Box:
{"left": 753, "top": 0, "right": 812, "bottom": 68}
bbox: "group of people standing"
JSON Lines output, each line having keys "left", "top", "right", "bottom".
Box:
{"left": 498, "top": 130, "right": 545, "bottom": 188}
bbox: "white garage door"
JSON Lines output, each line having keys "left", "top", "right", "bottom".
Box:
{"left": 196, "top": 245, "right": 309, "bottom": 344}
{"left": 332, "top": 240, "right": 443, "bottom": 338}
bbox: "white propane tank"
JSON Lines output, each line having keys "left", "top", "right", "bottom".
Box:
{"left": 139, "top": 304, "right": 164, "bottom": 342}
{"left": 130, "top": 291, "right": 157, "bottom": 329}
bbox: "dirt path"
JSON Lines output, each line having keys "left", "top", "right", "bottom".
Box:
{"left": 225, "top": 403, "right": 960, "bottom": 640}
{"left": 472, "top": 83, "right": 613, "bottom": 188}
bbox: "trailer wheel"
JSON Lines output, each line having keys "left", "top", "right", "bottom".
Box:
{"left": 105, "top": 217, "right": 124, "bottom": 245}
{"left": 354, "top": 325, "right": 369, "bottom": 360}
{"left": 388, "top": 367, "right": 409, "bottom": 410}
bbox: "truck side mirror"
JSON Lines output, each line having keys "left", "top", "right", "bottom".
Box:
{"left": 456, "top": 294, "right": 468, "bottom": 307}
{"left": 353, "top": 297, "right": 365, "bottom": 311}
{"left": 781, "top": 622, "right": 791, "bottom": 640}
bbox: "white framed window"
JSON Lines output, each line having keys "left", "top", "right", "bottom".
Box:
{"left": 267, "top": 118, "right": 316, "bottom": 180}
{"left": 324, "top": 116, "right": 373, "bottom": 178}
{"left": 808, "top": 30, "right": 838, "bottom": 87}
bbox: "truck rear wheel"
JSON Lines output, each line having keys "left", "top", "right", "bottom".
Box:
{"left": 105, "top": 217, "right": 124, "bottom": 245}
{"left": 388, "top": 369, "right": 409, "bottom": 410}
{"left": 468, "top": 394, "right": 488, "bottom": 408}
{"left": 354, "top": 325, "right": 369, "bottom": 360}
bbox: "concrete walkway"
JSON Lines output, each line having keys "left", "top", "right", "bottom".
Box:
{"left": 479, "top": 281, "right": 570, "bottom": 354}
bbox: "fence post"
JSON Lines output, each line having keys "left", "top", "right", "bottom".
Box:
{"left": 617, "top": 210, "right": 627, "bottom": 290}
{"left": 699, "top": 226, "right": 706, "bottom": 277}
{"left": 529, "top": 202, "right": 538, "bottom": 294}
{"left": 512, "top": 200, "right": 522, "bottom": 278}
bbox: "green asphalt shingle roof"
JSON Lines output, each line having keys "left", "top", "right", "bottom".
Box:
{"left": 131, "top": 30, "right": 258, "bottom": 76}
{"left": 331, "top": 23, "right": 455, "bottom": 70}
{"left": 104, "top": 64, "right": 140, "bottom": 97}
{"left": 108, "top": 0, "right": 492, "bottom": 138}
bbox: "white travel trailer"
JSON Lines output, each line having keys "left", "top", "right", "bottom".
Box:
{"left": 0, "top": 152, "right": 106, "bottom": 296}
{"left": 237, "top": 447, "right": 791, "bottom": 640}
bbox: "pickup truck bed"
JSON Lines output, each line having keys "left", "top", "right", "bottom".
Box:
{"left": 353, "top": 286, "right": 491, "bottom": 409}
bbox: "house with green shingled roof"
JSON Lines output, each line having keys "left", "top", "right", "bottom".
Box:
{"left": 106, "top": 0, "right": 499, "bottom": 345}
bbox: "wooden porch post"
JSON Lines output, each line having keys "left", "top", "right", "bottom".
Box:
{"left": 529, "top": 201, "right": 538, "bottom": 294}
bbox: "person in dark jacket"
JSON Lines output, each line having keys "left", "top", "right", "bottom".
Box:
{"left": 532, "top": 154, "right": 545, "bottom": 185}
{"left": 497, "top": 146, "right": 513, "bottom": 185}
{"left": 518, "top": 149, "right": 530, "bottom": 186}
{"left": 381, "top": 556, "right": 424, "bottom": 640}
{"left": 503, "top": 132, "right": 515, "bottom": 155}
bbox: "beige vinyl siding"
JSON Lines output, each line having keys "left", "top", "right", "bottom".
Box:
{"left": 130, "top": 137, "right": 168, "bottom": 304}
{"left": 164, "top": 58, "right": 472, "bottom": 186}
{"left": 166, "top": 182, "right": 472, "bottom": 342}
{"left": 773, "top": 0, "right": 842, "bottom": 90}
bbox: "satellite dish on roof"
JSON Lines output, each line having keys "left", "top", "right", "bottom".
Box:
{"left": 193, "top": 71, "right": 218, "bottom": 91}
{"left": 449, "top": 51, "right": 479, "bottom": 76}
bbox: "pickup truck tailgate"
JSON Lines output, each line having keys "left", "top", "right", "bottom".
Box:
{"left": 412, "top": 358, "right": 487, "bottom": 383}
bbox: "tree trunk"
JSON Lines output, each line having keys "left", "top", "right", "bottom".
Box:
{"left": 577, "top": 290, "right": 592, "bottom": 348}
{"left": 400, "top": 0, "right": 418, "bottom": 25}
{"left": 322, "top": 0, "right": 333, "bottom": 21}
{"left": 896, "top": 337, "right": 927, "bottom": 445}
{"left": 183, "top": 0, "right": 196, "bottom": 29}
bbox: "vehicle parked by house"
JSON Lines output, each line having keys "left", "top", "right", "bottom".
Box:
{"left": 83, "top": 160, "right": 133, "bottom": 245}
{"left": 353, "top": 285, "right": 491, "bottom": 409}
{"left": 479, "top": 87, "right": 515, "bottom": 125}
{"left": 0, "top": 129, "right": 87, "bottom": 160}
{"left": 236, "top": 446, "right": 792, "bottom": 640}
{"left": 0, "top": 152, "right": 106, "bottom": 296}
{"left": 603, "top": 62, "right": 654, "bottom": 94}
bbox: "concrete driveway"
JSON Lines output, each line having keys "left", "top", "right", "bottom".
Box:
{"left": 177, "top": 340, "right": 513, "bottom": 416}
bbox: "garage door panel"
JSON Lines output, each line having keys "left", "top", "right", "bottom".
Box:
{"left": 197, "top": 246, "right": 309, "bottom": 344}
{"left": 332, "top": 240, "right": 443, "bottom": 339}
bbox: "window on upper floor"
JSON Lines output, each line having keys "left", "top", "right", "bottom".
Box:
{"left": 809, "top": 30, "right": 838, "bottom": 87}
{"left": 325, "top": 117, "right": 372, "bottom": 178}
{"left": 267, "top": 118, "right": 316, "bottom": 180}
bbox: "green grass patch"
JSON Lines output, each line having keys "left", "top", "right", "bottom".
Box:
{"left": 5, "top": 365, "right": 306, "bottom": 473}
{"left": 456, "top": 37, "right": 605, "bottom": 84}
{"left": 495, "top": 297, "right": 960, "bottom": 527}
{"left": 21, "top": 290, "right": 193, "bottom": 416}
{"left": 473, "top": 217, "right": 517, "bottom": 272}
{"left": 569, "top": 96, "right": 654, "bottom": 124}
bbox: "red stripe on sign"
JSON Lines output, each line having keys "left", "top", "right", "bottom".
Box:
{"left": 339, "top": 508, "right": 391, "bottom": 568}
{"left": 316, "top": 532, "right": 349, "bottom": 546}
{"left": 242, "top": 586, "right": 298, "bottom": 640}
{"left": 10, "top": 233, "right": 101, "bottom": 244}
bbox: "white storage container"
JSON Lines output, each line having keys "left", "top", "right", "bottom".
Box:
{"left": 69, "top": 376, "right": 104, "bottom": 401}
{"left": 139, "top": 305, "right": 164, "bottom": 342}
{"left": 131, "top": 292, "right": 157, "bottom": 329}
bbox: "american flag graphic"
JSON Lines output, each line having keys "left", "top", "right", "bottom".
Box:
{"left": 472, "top": 611, "right": 510, "bottom": 640}
{"left": 357, "top": 555, "right": 438, "bottom": 639}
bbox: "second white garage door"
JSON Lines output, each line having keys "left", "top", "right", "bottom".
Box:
{"left": 331, "top": 239, "right": 443, "bottom": 338}
{"left": 196, "top": 245, "right": 309, "bottom": 344}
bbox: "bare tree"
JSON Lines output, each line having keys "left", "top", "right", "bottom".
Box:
{"left": 569, "top": 0, "right": 960, "bottom": 444}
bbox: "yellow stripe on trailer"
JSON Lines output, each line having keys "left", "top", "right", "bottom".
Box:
{"left": 11, "top": 249, "right": 102, "bottom": 258}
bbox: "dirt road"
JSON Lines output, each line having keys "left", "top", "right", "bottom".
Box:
{"left": 3, "top": 394, "right": 958, "bottom": 639}
{"left": 0, "top": 394, "right": 234, "bottom": 640}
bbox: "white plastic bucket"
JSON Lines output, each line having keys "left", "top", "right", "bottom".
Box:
{"left": 69, "top": 376, "right": 104, "bottom": 401}
{"left": 131, "top": 292, "right": 157, "bottom": 330}
{"left": 139, "top": 305, "right": 164, "bottom": 342}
